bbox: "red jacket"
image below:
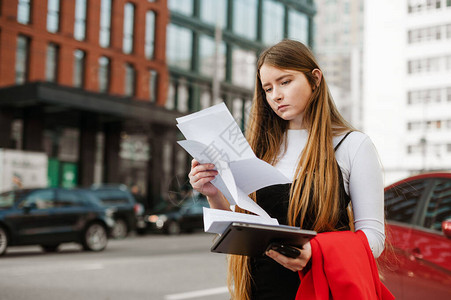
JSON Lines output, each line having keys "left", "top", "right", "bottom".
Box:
{"left": 296, "top": 230, "right": 394, "bottom": 300}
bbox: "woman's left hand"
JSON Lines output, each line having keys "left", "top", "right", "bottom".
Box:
{"left": 266, "top": 241, "right": 312, "bottom": 272}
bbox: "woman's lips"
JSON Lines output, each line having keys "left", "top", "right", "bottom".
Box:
{"left": 278, "top": 105, "right": 288, "bottom": 111}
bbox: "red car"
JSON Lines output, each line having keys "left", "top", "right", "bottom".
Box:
{"left": 380, "top": 173, "right": 451, "bottom": 299}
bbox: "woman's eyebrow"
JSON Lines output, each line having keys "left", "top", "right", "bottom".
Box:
{"left": 262, "top": 74, "right": 293, "bottom": 87}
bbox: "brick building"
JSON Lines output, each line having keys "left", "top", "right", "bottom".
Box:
{"left": 0, "top": 0, "right": 179, "bottom": 207}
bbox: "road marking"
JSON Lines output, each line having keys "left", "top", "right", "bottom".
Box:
{"left": 164, "top": 286, "right": 228, "bottom": 300}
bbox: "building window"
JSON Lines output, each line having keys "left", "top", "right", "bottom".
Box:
{"left": 168, "top": 0, "right": 193, "bottom": 16}
{"left": 149, "top": 69, "right": 158, "bottom": 102}
{"left": 145, "top": 11, "right": 155, "bottom": 59}
{"left": 200, "top": 88, "right": 212, "bottom": 109}
{"left": 17, "top": 0, "right": 31, "bottom": 24}
{"left": 199, "top": 35, "right": 226, "bottom": 81}
{"left": 98, "top": 56, "right": 110, "bottom": 93}
{"left": 45, "top": 43, "right": 59, "bottom": 82}
{"left": 232, "top": 47, "right": 256, "bottom": 89}
{"left": 166, "top": 81, "right": 176, "bottom": 110}
{"left": 15, "top": 35, "right": 29, "bottom": 84}
{"left": 73, "top": 50, "right": 85, "bottom": 88}
{"left": 74, "top": 0, "right": 87, "bottom": 41}
{"left": 123, "top": 3, "right": 135, "bottom": 54}
{"left": 200, "top": 0, "right": 226, "bottom": 28}
{"left": 288, "top": 10, "right": 309, "bottom": 44}
{"left": 99, "top": 0, "right": 112, "bottom": 48}
{"left": 176, "top": 78, "right": 189, "bottom": 112}
{"left": 262, "top": 0, "right": 284, "bottom": 45}
{"left": 46, "top": 0, "right": 60, "bottom": 33}
{"left": 167, "top": 24, "right": 192, "bottom": 70}
{"left": 233, "top": 0, "right": 257, "bottom": 40}
{"left": 124, "top": 63, "right": 135, "bottom": 96}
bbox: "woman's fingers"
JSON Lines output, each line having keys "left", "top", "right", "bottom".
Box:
{"left": 191, "top": 159, "right": 199, "bottom": 168}
{"left": 189, "top": 162, "right": 217, "bottom": 181}
{"left": 266, "top": 250, "right": 308, "bottom": 272}
{"left": 188, "top": 160, "right": 219, "bottom": 197}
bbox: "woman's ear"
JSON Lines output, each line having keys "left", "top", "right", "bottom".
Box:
{"left": 312, "top": 69, "right": 322, "bottom": 88}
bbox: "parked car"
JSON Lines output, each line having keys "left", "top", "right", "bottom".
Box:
{"left": 380, "top": 172, "right": 451, "bottom": 299}
{"left": 142, "top": 192, "right": 209, "bottom": 235}
{"left": 90, "top": 184, "right": 145, "bottom": 239}
{"left": 0, "top": 188, "right": 115, "bottom": 256}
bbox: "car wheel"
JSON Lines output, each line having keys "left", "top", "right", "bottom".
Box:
{"left": 0, "top": 227, "right": 8, "bottom": 256}
{"left": 82, "top": 222, "right": 108, "bottom": 252}
{"left": 41, "top": 244, "right": 60, "bottom": 252}
{"left": 167, "top": 221, "right": 181, "bottom": 235}
{"left": 111, "top": 219, "right": 128, "bottom": 239}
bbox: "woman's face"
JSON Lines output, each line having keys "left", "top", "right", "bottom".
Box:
{"left": 260, "top": 64, "right": 317, "bottom": 129}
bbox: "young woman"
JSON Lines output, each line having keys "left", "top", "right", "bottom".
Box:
{"left": 189, "top": 39, "right": 386, "bottom": 299}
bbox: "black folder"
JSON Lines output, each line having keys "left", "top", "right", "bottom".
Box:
{"left": 210, "top": 222, "right": 317, "bottom": 257}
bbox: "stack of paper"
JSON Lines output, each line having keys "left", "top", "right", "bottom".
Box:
{"left": 176, "top": 103, "right": 291, "bottom": 234}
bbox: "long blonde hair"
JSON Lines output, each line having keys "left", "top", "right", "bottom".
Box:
{"left": 227, "top": 39, "right": 354, "bottom": 300}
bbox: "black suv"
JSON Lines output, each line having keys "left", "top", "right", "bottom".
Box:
{"left": 143, "top": 192, "right": 209, "bottom": 235}
{"left": 90, "top": 184, "right": 145, "bottom": 239}
{"left": 0, "top": 188, "right": 115, "bottom": 256}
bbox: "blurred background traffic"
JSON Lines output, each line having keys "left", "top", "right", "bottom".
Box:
{"left": 0, "top": 0, "right": 450, "bottom": 299}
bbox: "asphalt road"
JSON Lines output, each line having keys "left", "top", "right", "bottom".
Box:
{"left": 0, "top": 233, "right": 229, "bottom": 300}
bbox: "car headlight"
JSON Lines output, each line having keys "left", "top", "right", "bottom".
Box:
{"left": 148, "top": 215, "right": 167, "bottom": 229}
{"left": 148, "top": 215, "right": 167, "bottom": 223}
{"left": 105, "top": 208, "right": 117, "bottom": 218}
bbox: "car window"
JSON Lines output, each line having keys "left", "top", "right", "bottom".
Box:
{"left": 0, "top": 191, "right": 16, "bottom": 208}
{"left": 91, "top": 189, "right": 133, "bottom": 205}
{"left": 77, "top": 190, "right": 102, "bottom": 206}
{"left": 56, "top": 190, "right": 83, "bottom": 207}
{"left": 19, "top": 190, "right": 55, "bottom": 209}
{"left": 385, "top": 179, "right": 429, "bottom": 224}
{"left": 423, "top": 178, "right": 451, "bottom": 231}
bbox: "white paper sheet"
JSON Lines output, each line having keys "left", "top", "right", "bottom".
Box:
{"left": 203, "top": 207, "right": 279, "bottom": 234}
{"left": 176, "top": 102, "right": 291, "bottom": 233}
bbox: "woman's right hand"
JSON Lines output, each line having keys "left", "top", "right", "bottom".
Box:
{"left": 188, "top": 159, "right": 219, "bottom": 197}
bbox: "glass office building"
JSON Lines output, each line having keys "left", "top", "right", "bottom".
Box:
{"left": 165, "top": 0, "right": 316, "bottom": 127}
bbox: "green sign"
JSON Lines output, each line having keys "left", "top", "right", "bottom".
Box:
{"left": 47, "top": 158, "right": 60, "bottom": 187}
{"left": 61, "top": 162, "right": 78, "bottom": 188}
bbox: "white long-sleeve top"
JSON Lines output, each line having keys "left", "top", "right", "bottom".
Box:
{"left": 275, "top": 129, "right": 386, "bottom": 258}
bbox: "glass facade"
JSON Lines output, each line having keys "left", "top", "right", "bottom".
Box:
{"left": 200, "top": 0, "right": 227, "bottom": 28}
{"left": 167, "top": 0, "right": 315, "bottom": 123}
{"left": 45, "top": 43, "right": 59, "bottom": 82}
{"left": 98, "top": 56, "right": 110, "bottom": 93}
{"left": 74, "top": 0, "right": 87, "bottom": 41}
{"left": 17, "top": 0, "right": 31, "bottom": 24}
{"left": 123, "top": 3, "right": 135, "bottom": 54}
{"left": 167, "top": 24, "right": 192, "bottom": 69}
{"left": 232, "top": 47, "right": 256, "bottom": 89}
{"left": 199, "top": 35, "right": 226, "bottom": 81}
{"left": 168, "top": 0, "right": 193, "bottom": 16}
{"left": 99, "top": 0, "right": 112, "bottom": 48}
{"left": 145, "top": 11, "right": 156, "bottom": 59}
{"left": 233, "top": 0, "right": 257, "bottom": 40}
{"left": 73, "top": 50, "right": 85, "bottom": 88}
{"left": 15, "top": 35, "right": 29, "bottom": 84}
{"left": 47, "top": 0, "right": 60, "bottom": 33}
{"left": 262, "top": 0, "right": 285, "bottom": 45}
{"left": 288, "top": 10, "right": 309, "bottom": 44}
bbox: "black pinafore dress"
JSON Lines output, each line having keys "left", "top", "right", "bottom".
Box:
{"left": 249, "top": 132, "right": 352, "bottom": 300}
